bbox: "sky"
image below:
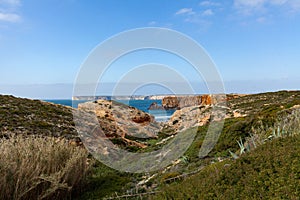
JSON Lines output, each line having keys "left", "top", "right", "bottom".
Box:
{"left": 0, "top": 0, "right": 300, "bottom": 99}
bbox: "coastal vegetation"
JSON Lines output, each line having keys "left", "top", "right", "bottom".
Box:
{"left": 154, "top": 109, "right": 300, "bottom": 199}
{"left": 0, "top": 135, "right": 89, "bottom": 200}
{"left": 0, "top": 90, "right": 299, "bottom": 199}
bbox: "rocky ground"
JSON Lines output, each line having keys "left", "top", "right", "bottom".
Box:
{"left": 1, "top": 91, "right": 299, "bottom": 148}
{"left": 78, "top": 100, "right": 161, "bottom": 148}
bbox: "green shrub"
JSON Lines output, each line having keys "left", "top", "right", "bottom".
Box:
{"left": 154, "top": 134, "right": 300, "bottom": 199}
{"left": 154, "top": 109, "right": 300, "bottom": 200}
{"left": 77, "top": 161, "right": 132, "bottom": 200}
{"left": 160, "top": 172, "right": 181, "bottom": 183}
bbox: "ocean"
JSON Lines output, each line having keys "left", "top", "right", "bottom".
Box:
{"left": 44, "top": 99, "right": 175, "bottom": 122}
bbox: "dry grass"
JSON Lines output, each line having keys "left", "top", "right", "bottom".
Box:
{"left": 246, "top": 108, "right": 300, "bottom": 151}
{"left": 0, "top": 135, "right": 89, "bottom": 200}
{"left": 276, "top": 108, "right": 300, "bottom": 136}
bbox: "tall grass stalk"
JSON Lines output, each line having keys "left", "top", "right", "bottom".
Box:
{"left": 276, "top": 108, "right": 300, "bottom": 137}
{"left": 230, "top": 108, "right": 300, "bottom": 159}
{"left": 0, "top": 135, "right": 89, "bottom": 200}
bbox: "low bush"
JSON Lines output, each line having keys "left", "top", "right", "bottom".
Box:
{"left": 155, "top": 133, "right": 300, "bottom": 199}
{"left": 154, "top": 109, "right": 300, "bottom": 200}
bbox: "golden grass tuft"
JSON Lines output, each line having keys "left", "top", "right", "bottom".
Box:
{"left": 0, "top": 135, "right": 89, "bottom": 200}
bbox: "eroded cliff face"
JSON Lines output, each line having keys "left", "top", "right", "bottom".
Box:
{"left": 163, "top": 104, "right": 249, "bottom": 134}
{"left": 78, "top": 100, "right": 161, "bottom": 148}
{"left": 162, "top": 96, "right": 180, "bottom": 109}
{"left": 161, "top": 95, "right": 215, "bottom": 110}
{"left": 164, "top": 105, "right": 213, "bottom": 133}
{"left": 160, "top": 94, "right": 246, "bottom": 110}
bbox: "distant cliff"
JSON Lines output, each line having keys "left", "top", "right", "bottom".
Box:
{"left": 162, "top": 96, "right": 202, "bottom": 109}
{"left": 73, "top": 94, "right": 245, "bottom": 102}
{"left": 73, "top": 94, "right": 196, "bottom": 101}
{"left": 161, "top": 94, "right": 245, "bottom": 110}
{"left": 144, "top": 95, "right": 170, "bottom": 100}
{"left": 72, "top": 96, "right": 144, "bottom": 101}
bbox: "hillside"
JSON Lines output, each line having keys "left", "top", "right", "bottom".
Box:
{"left": 0, "top": 91, "right": 300, "bottom": 199}
{"left": 0, "top": 95, "right": 77, "bottom": 138}
{"left": 154, "top": 132, "right": 300, "bottom": 199}
{"left": 76, "top": 90, "right": 300, "bottom": 199}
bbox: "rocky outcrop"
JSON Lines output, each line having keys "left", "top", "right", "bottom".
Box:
{"left": 162, "top": 95, "right": 213, "bottom": 110}
{"left": 78, "top": 100, "right": 161, "bottom": 148}
{"left": 148, "top": 102, "right": 164, "bottom": 110}
{"left": 160, "top": 92, "right": 300, "bottom": 135}
{"left": 131, "top": 112, "right": 152, "bottom": 123}
{"left": 163, "top": 104, "right": 251, "bottom": 134}
{"left": 162, "top": 96, "right": 179, "bottom": 109}
{"left": 178, "top": 96, "right": 202, "bottom": 108}
{"left": 162, "top": 95, "right": 249, "bottom": 133}
{"left": 160, "top": 94, "right": 247, "bottom": 111}
{"left": 201, "top": 95, "right": 213, "bottom": 105}
{"left": 163, "top": 105, "right": 224, "bottom": 133}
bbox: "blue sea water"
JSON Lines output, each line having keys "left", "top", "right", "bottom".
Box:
{"left": 44, "top": 99, "right": 175, "bottom": 122}
{"left": 45, "top": 99, "right": 88, "bottom": 108}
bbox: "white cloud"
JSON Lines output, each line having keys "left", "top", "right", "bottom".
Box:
{"left": 288, "top": 0, "right": 300, "bottom": 12}
{"left": 234, "top": 0, "right": 300, "bottom": 15}
{"left": 202, "top": 9, "right": 214, "bottom": 16}
{"left": 199, "top": 1, "right": 221, "bottom": 7}
{"left": 148, "top": 21, "right": 157, "bottom": 26}
{"left": 0, "top": 0, "right": 21, "bottom": 23}
{"left": 256, "top": 16, "right": 267, "bottom": 23}
{"left": 175, "top": 8, "right": 195, "bottom": 15}
{"left": 234, "top": 0, "right": 266, "bottom": 15}
{"left": 235, "top": 0, "right": 266, "bottom": 8}
{"left": 175, "top": 6, "right": 215, "bottom": 29}
{"left": 0, "top": 0, "right": 21, "bottom": 6}
{"left": 0, "top": 12, "right": 20, "bottom": 22}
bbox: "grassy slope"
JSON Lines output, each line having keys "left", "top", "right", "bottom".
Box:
{"left": 89, "top": 91, "right": 300, "bottom": 199}
{"left": 152, "top": 91, "right": 300, "bottom": 199}
{"left": 154, "top": 134, "right": 300, "bottom": 200}
{"left": 0, "top": 95, "right": 77, "bottom": 137}
{"left": 0, "top": 95, "right": 140, "bottom": 199}
{"left": 75, "top": 161, "right": 134, "bottom": 200}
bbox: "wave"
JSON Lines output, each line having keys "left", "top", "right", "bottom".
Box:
{"left": 155, "top": 115, "right": 171, "bottom": 122}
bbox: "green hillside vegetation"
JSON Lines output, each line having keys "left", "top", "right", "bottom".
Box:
{"left": 78, "top": 91, "right": 300, "bottom": 199}
{"left": 0, "top": 91, "right": 299, "bottom": 199}
{"left": 0, "top": 95, "right": 77, "bottom": 138}
{"left": 154, "top": 130, "right": 300, "bottom": 199}
{"left": 152, "top": 108, "right": 300, "bottom": 199}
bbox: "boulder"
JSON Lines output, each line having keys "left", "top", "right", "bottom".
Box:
{"left": 164, "top": 105, "right": 213, "bottom": 133}
{"left": 131, "top": 112, "right": 152, "bottom": 123}
{"left": 148, "top": 102, "right": 164, "bottom": 110}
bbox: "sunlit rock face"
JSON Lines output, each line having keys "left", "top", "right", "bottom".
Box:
{"left": 78, "top": 99, "right": 161, "bottom": 148}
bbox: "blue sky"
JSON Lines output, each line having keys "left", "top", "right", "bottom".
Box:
{"left": 0, "top": 0, "right": 300, "bottom": 98}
